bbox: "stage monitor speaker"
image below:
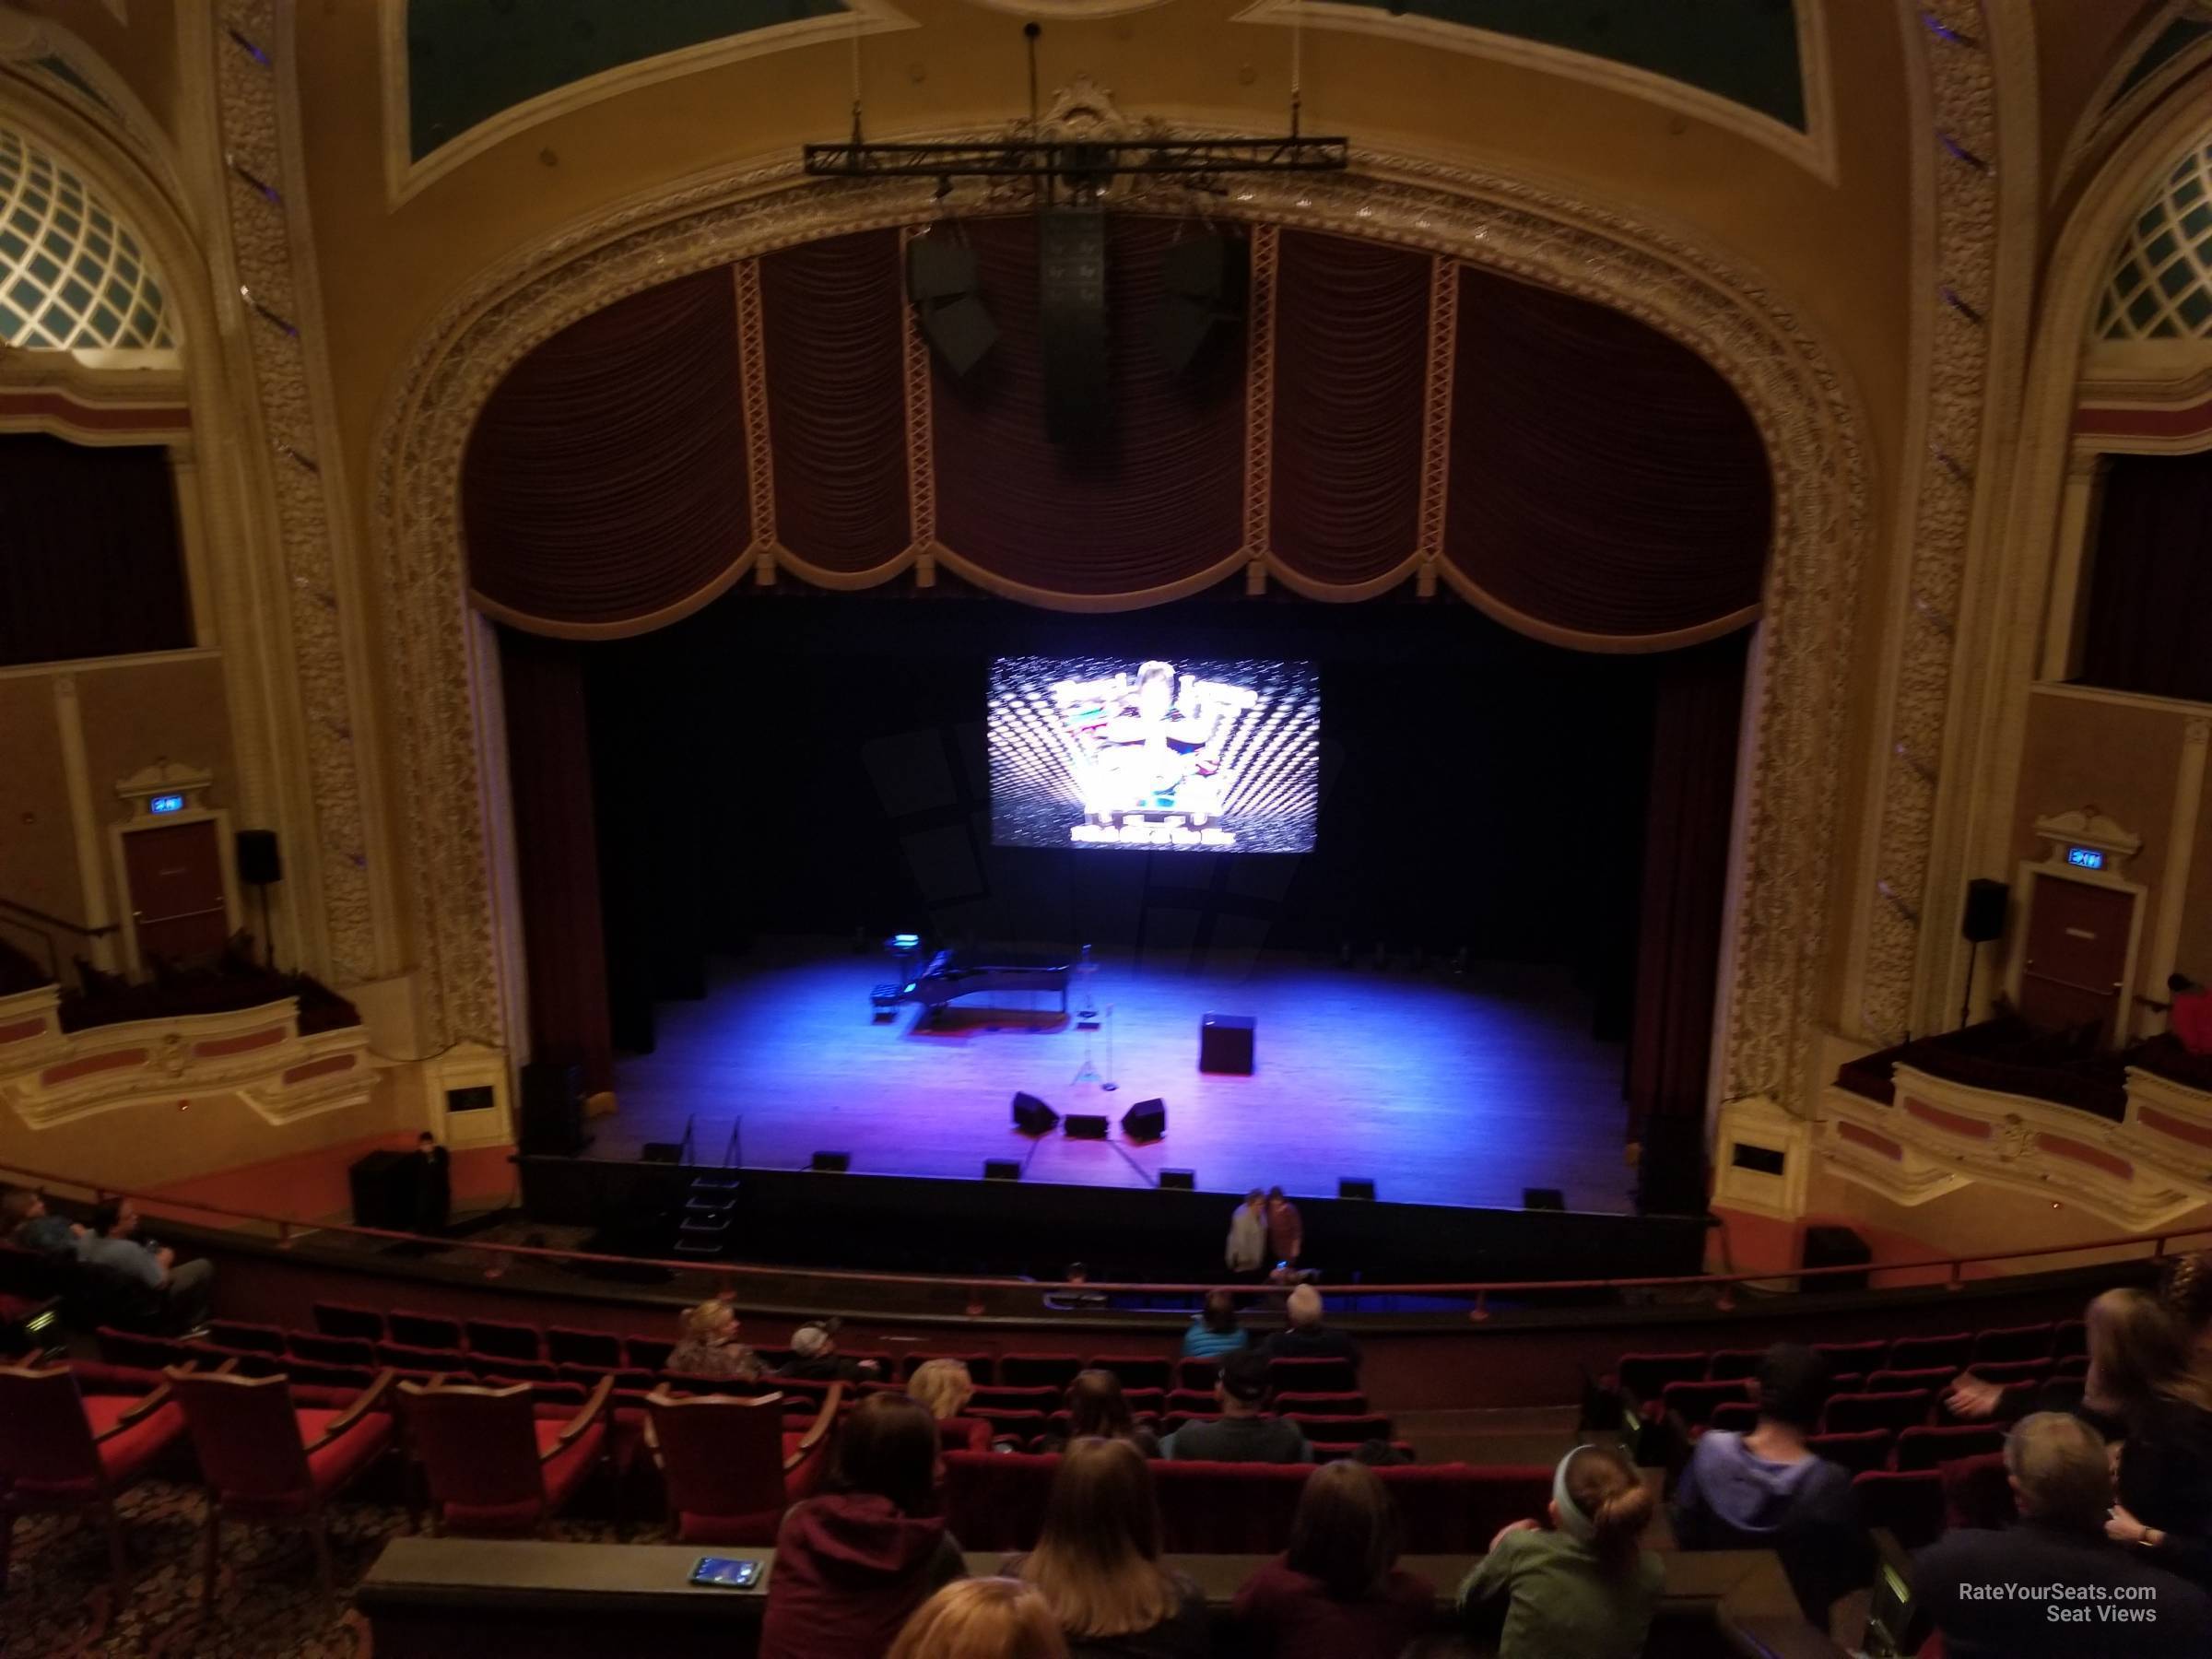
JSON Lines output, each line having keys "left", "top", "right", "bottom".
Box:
{"left": 1152, "top": 233, "right": 1248, "bottom": 373}
{"left": 983, "top": 1159, "right": 1022, "bottom": 1182}
{"left": 347, "top": 1148, "right": 412, "bottom": 1229}
{"left": 1065, "top": 1113, "right": 1110, "bottom": 1140}
{"left": 1122, "top": 1099, "right": 1167, "bottom": 1142}
{"left": 640, "top": 1142, "right": 683, "bottom": 1164}
{"left": 1339, "top": 1177, "right": 1376, "bottom": 1201}
{"left": 1961, "top": 878, "right": 2010, "bottom": 943}
{"left": 1523, "top": 1187, "right": 1567, "bottom": 1211}
{"left": 907, "top": 235, "right": 998, "bottom": 377}
{"left": 1199, "top": 1014, "right": 1255, "bottom": 1075}
{"left": 1159, "top": 1169, "right": 1196, "bottom": 1190}
{"left": 810, "top": 1150, "right": 852, "bottom": 1173}
{"left": 236, "top": 828, "right": 282, "bottom": 886}
{"left": 1038, "top": 206, "right": 1109, "bottom": 444}
{"left": 1012, "top": 1091, "right": 1059, "bottom": 1135}
{"left": 519, "top": 1060, "right": 588, "bottom": 1157}
{"left": 1633, "top": 1119, "right": 1709, "bottom": 1217}
{"left": 1802, "top": 1223, "right": 1872, "bottom": 1292}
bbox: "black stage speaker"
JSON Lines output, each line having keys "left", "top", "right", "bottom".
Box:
{"left": 1122, "top": 1098, "right": 1167, "bottom": 1142}
{"left": 347, "top": 1149, "right": 412, "bottom": 1229}
{"left": 1159, "top": 1169, "right": 1196, "bottom": 1190}
{"left": 1065, "top": 1113, "right": 1110, "bottom": 1140}
{"left": 1153, "top": 232, "right": 1247, "bottom": 372}
{"left": 1038, "top": 206, "right": 1109, "bottom": 444}
{"left": 1523, "top": 1187, "right": 1567, "bottom": 1211}
{"left": 810, "top": 1150, "right": 851, "bottom": 1173}
{"left": 1633, "top": 1118, "right": 1709, "bottom": 1216}
{"left": 640, "top": 1142, "right": 683, "bottom": 1164}
{"left": 983, "top": 1159, "right": 1022, "bottom": 1182}
{"left": 1803, "top": 1223, "right": 1872, "bottom": 1292}
{"left": 1961, "top": 878, "right": 2010, "bottom": 943}
{"left": 519, "top": 1060, "right": 588, "bottom": 1157}
{"left": 1012, "top": 1092, "right": 1059, "bottom": 1135}
{"left": 1339, "top": 1177, "right": 1376, "bottom": 1201}
{"left": 907, "top": 234, "right": 998, "bottom": 376}
{"left": 1199, "top": 1014, "right": 1255, "bottom": 1075}
{"left": 236, "top": 829, "right": 282, "bottom": 886}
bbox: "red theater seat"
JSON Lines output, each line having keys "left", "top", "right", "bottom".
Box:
{"left": 1821, "top": 1390, "right": 1933, "bottom": 1435}
{"left": 1273, "top": 1391, "right": 1367, "bottom": 1417}
{"left": 478, "top": 1359, "right": 560, "bottom": 1384}
{"left": 400, "top": 1375, "right": 615, "bottom": 1536}
{"left": 1958, "top": 1359, "right": 2046, "bottom": 1386}
{"left": 645, "top": 1383, "right": 841, "bottom": 1545}
{"left": 972, "top": 1385, "right": 1060, "bottom": 1413}
{"left": 902, "top": 1351, "right": 996, "bottom": 1385}
{"left": 284, "top": 1359, "right": 376, "bottom": 1392}
{"left": 1705, "top": 1348, "right": 1765, "bottom": 1382}
{"left": 1001, "top": 1353, "right": 1085, "bottom": 1389}
{"left": 388, "top": 1310, "right": 465, "bottom": 1351}
{"left": 289, "top": 1331, "right": 377, "bottom": 1369}
{"left": 1286, "top": 1412, "right": 1391, "bottom": 1442}
{"left": 1866, "top": 1367, "right": 1961, "bottom": 1395}
{"left": 1971, "top": 1323, "right": 2053, "bottom": 1365}
{"left": 1886, "top": 1333, "right": 1971, "bottom": 1371}
{"left": 1166, "top": 1388, "right": 1218, "bottom": 1416}
{"left": 1176, "top": 1357, "right": 1221, "bottom": 1392}
{"left": 1805, "top": 1429, "right": 1893, "bottom": 1475}
{"left": 97, "top": 1325, "right": 194, "bottom": 1371}
{"left": 1853, "top": 1468, "right": 1947, "bottom": 1549}
{"left": 1895, "top": 1424, "right": 2005, "bottom": 1471}
{"left": 0, "top": 1360, "right": 188, "bottom": 1596}
{"left": 2053, "top": 1319, "right": 2087, "bottom": 1360}
{"left": 312, "top": 1301, "right": 385, "bottom": 1341}
{"left": 206, "top": 1319, "right": 286, "bottom": 1355}
{"left": 465, "top": 1318, "right": 544, "bottom": 1362}
{"left": 1811, "top": 1340, "right": 1887, "bottom": 1375}
{"left": 378, "top": 1341, "right": 473, "bottom": 1375}
{"left": 625, "top": 1335, "right": 677, "bottom": 1373}
{"left": 1269, "top": 1357, "right": 1358, "bottom": 1394}
{"left": 1617, "top": 1352, "right": 1708, "bottom": 1403}
{"left": 1705, "top": 1401, "right": 1759, "bottom": 1435}
{"left": 546, "top": 1327, "right": 624, "bottom": 1369}
{"left": 1661, "top": 1379, "right": 1751, "bottom": 1429}
{"left": 1088, "top": 1355, "right": 1171, "bottom": 1391}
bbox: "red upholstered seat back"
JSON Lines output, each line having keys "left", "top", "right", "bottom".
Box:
{"left": 1380, "top": 1464, "right": 1554, "bottom": 1553}
{"left": 400, "top": 1382, "right": 547, "bottom": 1512}
{"left": 166, "top": 1370, "right": 313, "bottom": 1502}
{"left": 0, "top": 1363, "right": 103, "bottom": 1488}
{"left": 646, "top": 1392, "right": 793, "bottom": 1535}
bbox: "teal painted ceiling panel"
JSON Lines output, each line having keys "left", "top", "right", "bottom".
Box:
{"left": 407, "top": 0, "right": 851, "bottom": 161}
{"left": 1331, "top": 0, "right": 1806, "bottom": 131}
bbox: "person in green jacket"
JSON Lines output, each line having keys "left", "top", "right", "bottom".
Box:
{"left": 1457, "top": 1443, "right": 1664, "bottom": 1659}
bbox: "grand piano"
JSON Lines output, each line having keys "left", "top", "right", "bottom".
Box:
{"left": 896, "top": 947, "right": 1074, "bottom": 1020}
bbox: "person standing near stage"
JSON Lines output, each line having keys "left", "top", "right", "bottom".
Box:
{"left": 411, "top": 1131, "right": 452, "bottom": 1237}
{"left": 1227, "top": 1190, "right": 1268, "bottom": 1277}
{"left": 1265, "top": 1187, "right": 1303, "bottom": 1269}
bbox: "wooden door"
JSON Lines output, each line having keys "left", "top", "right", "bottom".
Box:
{"left": 2018, "top": 876, "right": 2135, "bottom": 1046}
{"left": 124, "top": 820, "right": 228, "bottom": 967}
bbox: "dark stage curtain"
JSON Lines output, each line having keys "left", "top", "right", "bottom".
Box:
{"left": 1268, "top": 232, "right": 1431, "bottom": 588}
{"left": 1444, "top": 265, "right": 1773, "bottom": 642}
{"left": 759, "top": 230, "right": 912, "bottom": 575}
{"left": 500, "top": 627, "right": 615, "bottom": 1094}
{"left": 931, "top": 215, "right": 1246, "bottom": 596}
{"left": 0, "top": 435, "right": 189, "bottom": 666}
{"left": 2080, "top": 452, "right": 2212, "bottom": 703}
{"left": 463, "top": 268, "right": 751, "bottom": 631}
{"left": 1627, "top": 633, "right": 1747, "bottom": 1142}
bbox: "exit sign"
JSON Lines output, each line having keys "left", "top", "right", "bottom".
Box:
{"left": 2065, "top": 845, "right": 2105, "bottom": 871}
{"left": 149, "top": 794, "right": 185, "bottom": 815}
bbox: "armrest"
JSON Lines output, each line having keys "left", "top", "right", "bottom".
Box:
{"left": 304, "top": 1368, "right": 396, "bottom": 1453}
{"left": 541, "top": 1373, "right": 615, "bottom": 1462}
{"left": 97, "top": 1383, "right": 173, "bottom": 1440}
{"left": 783, "top": 1381, "right": 844, "bottom": 1474}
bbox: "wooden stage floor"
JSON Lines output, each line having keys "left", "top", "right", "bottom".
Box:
{"left": 603, "top": 938, "right": 1637, "bottom": 1214}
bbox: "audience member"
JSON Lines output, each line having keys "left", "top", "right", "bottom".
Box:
{"left": 665, "top": 1299, "right": 764, "bottom": 1380}
{"left": 1062, "top": 1369, "right": 1159, "bottom": 1457}
{"left": 1264, "top": 1186, "right": 1302, "bottom": 1268}
{"left": 1163, "top": 1348, "right": 1310, "bottom": 1464}
{"left": 410, "top": 1130, "right": 452, "bottom": 1235}
{"left": 758, "top": 1394, "right": 964, "bottom": 1659}
{"left": 1458, "top": 1443, "right": 1661, "bottom": 1659}
{"left": 1671, "top": 1342, "right": 1867, "bottom": 1621}
{"left": 2162, "top": 1248, "right": 2212, "bottom": 1379}
{"left": 1011, "top": 1437, "right": 1208, "bottom": 1658}
{"left": 1182, "top": 1289, "right": 1250, "bottom": 1360}
{"left": 1949, "top": 1286, "right": 2171, "bottom": 1439}
{"left": 2171, "top": 971, "right": 2212, "bottom": 1055}
{"left": 2, "top": 1187, "right": 84, "bottom": 1255}
{"left": 1226, "top": 1189, "right": 1268, "bottom": 1277}
{"left": 1264, "top": 1285, "right": 1359, "bottom": 1371}
{"left": 909, "top": 1358, "right": 977, "bottom": 1422}
{"left": 80, "top": 1198, "right": 212, "bottom": 1332}
{"left": 1915, "top": 1412, "right": 2212, "bottom": 1657}
{"left": 889, "top": 1578, "right": 1071, "bottom": 1659}
{"left": 1233, "top": 1459, "right": 1436, "bottom": 1659}
{"left": 781, "top": 1323, "right": 883, "bottom": 1382}
{"left": 2099, "top": 1289, "right": 2212, "bottom": 1587}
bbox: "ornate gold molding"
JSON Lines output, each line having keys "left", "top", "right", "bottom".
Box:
{"left": 369, "top": 132, "right": 1871, "bottom": 1122}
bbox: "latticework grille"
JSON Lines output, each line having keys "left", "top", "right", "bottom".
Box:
{"left": 0, "top": 126, "right": 174, "bottom": 350}
{"left": 2099, "top": 140, "right": 2212, "bottom": 340}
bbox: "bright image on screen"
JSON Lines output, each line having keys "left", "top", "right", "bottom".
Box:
{"left": 990, "top": 656, "right": 1320, "bottom": 853}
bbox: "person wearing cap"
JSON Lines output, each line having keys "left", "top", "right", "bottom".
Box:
{"left": 1162, "top": 1348, "right": 1311, "bottom": 1464}
{"left": 1264, "top": 1285, "right": 1359, "bottom": 1373}
{"left": 1457, "top": 1443, "right": 1662, "bottom": 1659}
{"left": 780, "top": 1323, "right": 883, "bottom": 1383}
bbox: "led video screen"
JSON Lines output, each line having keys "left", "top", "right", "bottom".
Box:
{"left": 990, "top": 656, "right": 1320, "bottom": 853}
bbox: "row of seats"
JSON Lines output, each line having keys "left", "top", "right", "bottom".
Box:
{"left": 1650, "top": 1354, "right": 2088, "bottom": 1438}
{"left": 1613, "top": 1318, "right": 2088, "bottom": 1405}
{"left": 303, "top": 1301, "right": 1351, "bottom": 1392}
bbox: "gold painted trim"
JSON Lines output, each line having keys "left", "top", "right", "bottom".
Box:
{"left": 1239, "top": 223, "right": 1280, "bottom": 586}
{"left": 377, "top": 0, "right": 921, "bottom": 211}
{"left": 734, "top": 258, "right": 778, "bottom": 582}
{"left": 1432, "top": 566, "right": 1761, "bottom": 656}
{"left": 1232, "top": 0, "right": 1837, "bottom": 186}
{"left": 928, "top": 544, "right": 1249, "bottom": 614}
{"left": 898, "top": 225, "right": 936, "bottom": 583}
{"left": 469, "top": 552, "right": 759, "bottom": 643}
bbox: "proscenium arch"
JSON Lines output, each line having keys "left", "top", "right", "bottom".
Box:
{"left": 371, "top": 140, "right": 1871, "bottom": 1137}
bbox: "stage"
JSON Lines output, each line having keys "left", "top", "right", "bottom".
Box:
{"left": 602, "top": 936, "right": 1638, "bottom": 1215}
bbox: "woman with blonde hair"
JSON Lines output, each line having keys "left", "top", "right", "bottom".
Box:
{"left": 665, "top": 1299, "right": 762, "bottom": 1380}
{"left": 1457, "top": 1444, "right": 1662, "bottom": 1659}
{"left": 889, "top": 1578, "right": 1070, "bottom": 1659}
{"left": 1009, "top": 1438, "right": 1207, "bottom": 1657}
{"left": 908, "top": 1358, "right": 977, "bottom": 1421}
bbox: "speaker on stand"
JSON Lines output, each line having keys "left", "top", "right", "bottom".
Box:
{"left": 1959, "top": 878, "right": 2009, "bottom": 1030}
{"left": 235, "top": 830, "right": 282, "bottom": 967}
